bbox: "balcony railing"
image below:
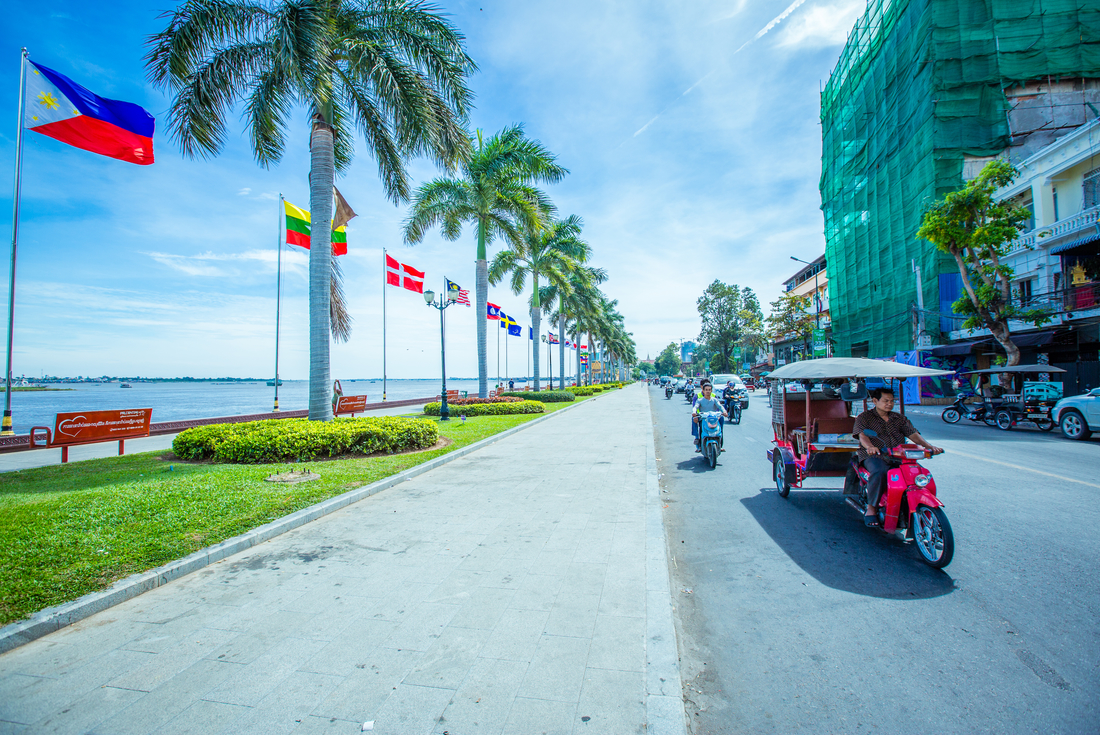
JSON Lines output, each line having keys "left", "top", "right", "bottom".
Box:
{"left": 1006, "top": 205, "right": 1100, "bottom": 254}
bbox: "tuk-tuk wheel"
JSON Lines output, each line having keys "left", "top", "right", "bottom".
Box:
{"left": 1036, "top": 419, "right": 1054, "bottom": 432}
{"left": 995, "top": 409, "right": 1013, "bottom": 431}
{"left": 774, "top": 457, "right": 791, "bottom": 498}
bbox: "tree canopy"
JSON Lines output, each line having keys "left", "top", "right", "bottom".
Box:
{"left": 697, "top": 281, "right": 763, "bottom": 373}
{"left": 654, "top": 342, "right": 680, "bottom": 376}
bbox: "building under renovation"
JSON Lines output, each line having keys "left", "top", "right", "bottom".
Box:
{"left": 820, "top": 0, "right": 1100, "bottom": 360}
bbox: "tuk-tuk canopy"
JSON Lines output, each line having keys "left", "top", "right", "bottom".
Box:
{"left": 959, "top": 364, "right": 1066, "bottom": 375}
{"left": 766, "top": 357, "right": 955, "bottom": 381}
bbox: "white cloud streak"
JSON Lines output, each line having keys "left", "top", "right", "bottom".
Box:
{"left": 735, "top": 0, "right": 809, "bottom": 54}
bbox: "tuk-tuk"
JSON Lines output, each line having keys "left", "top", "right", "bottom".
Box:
{"left": 956, "top": 364, "right": 1067, "bottom": 431}
{"left": 765, "top": 358, "right": 957, "bottom": 566}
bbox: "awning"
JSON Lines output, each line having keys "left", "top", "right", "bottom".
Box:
{"left": 1011, "top": 330, "right": 1055, "bottom": 347}
{"left": 1051, "top": 231, "right": 1100, "bottom": 256}
{"left": 931, "top": 339, "right": 990, "bottom": 356}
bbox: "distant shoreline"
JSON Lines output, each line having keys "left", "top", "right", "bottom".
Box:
{"left": 11, "top": 387, "right": 73, "bottom": 392}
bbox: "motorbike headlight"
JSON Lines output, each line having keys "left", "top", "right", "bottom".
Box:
{"left": 914, "top": 474, "right": 931, "bottom": 488}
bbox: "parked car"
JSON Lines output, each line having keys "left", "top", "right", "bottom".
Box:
{"left": 1052, "top": 387, "right": 1100, "bottom": 440}
{"left": 674, "top": 379, "right": 687, "bottom": 393}
{"left": 710, "top": 374, "right": 749, "bottom": 408}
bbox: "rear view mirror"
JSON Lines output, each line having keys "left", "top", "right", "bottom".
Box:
{"left": 861, "top": 428, "right": 878, "bottom": 438}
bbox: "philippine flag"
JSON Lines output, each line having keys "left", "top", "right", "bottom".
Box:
{"left": 24, "top": 61, "right": 155, "bottom": 165}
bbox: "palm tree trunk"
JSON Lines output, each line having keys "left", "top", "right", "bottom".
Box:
{"left": 587, "top": 331, "right": 593, "bottom": 385}
{"left": 476, "top": 219, "right": 488, "bottom": 398}
{"left": 531, "top": 273, "right": 541, "bottom": 391}
{"left": 575, "top": 324, "right": 582, "bottom": 389}
{"left": 558, "top": 309, "right": 566, "bottom": 389}
{"left": 308, "top": 118, "right": 335, "bottom": 421}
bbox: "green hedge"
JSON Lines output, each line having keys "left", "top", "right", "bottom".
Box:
{"left": 423, "top": 400, "right": 546, "bottom": 416}
{"left": 566, "top": 386, "right": 595, "bottom": 396}
{"left": 446, "top": 396, "right": 522, "bottom": 405}
{"left": 172, "top": 417, "right": 439, "bottom": 463}
{"left": 499, "top": 390, "right": 576, "bottom": 403}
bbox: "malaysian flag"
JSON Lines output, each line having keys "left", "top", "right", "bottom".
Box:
{"left": 446, "top": 278, "right": 471, "bottom": 306}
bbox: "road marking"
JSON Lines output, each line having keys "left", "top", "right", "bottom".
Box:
{"left": 946, "top": 448, "right": 1100, "bottom": 489}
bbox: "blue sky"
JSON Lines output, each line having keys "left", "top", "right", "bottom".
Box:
{"left": 0, "top": 0, "right": 865, "bottom": 379}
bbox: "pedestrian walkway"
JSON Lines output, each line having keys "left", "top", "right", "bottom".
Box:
{"left": 0, "top": 386, "right": 686, "bottom": 735}
{"left": 0, "top": 404, "right": 427, "bottom": 473}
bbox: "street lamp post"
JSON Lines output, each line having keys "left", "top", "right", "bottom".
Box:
{"left": 424, "top": 288, "right": 457, "bottom": 420}
{"left": 790, "top": 256, "right": 820, "bottom": 329}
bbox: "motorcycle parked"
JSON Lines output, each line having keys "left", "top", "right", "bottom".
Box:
{"left": 847, "top": 440, "right": 952, "bottom": 568}
{"left": 696, "top": 411, "right": 724, "bottom": 469}
{"left": 940, "top": 395, "right": 996, "bottom": 427}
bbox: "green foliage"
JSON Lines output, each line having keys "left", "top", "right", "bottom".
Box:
{"left": 499, "top": 390, "right": 576, "bottom": 402}
{"left": 654, "top": 341, "right": 680, "bottom": 376}
{"left": 566, "top": 386, "right": 595, "bottom": 395}
{"left": 172, "top": 417, "right": 438, "bottom": 463}
{"left": 446, "top": 396, "right": 522, "bottom": 405}
{"left": 697, "top": 282, "right": 765, "bottom": 372}
{"left": 424, "top": 400, "right": 546, "bottom": 416}
{"left": 767, "top": 291, "right": 816, "bottom": 348}
{"left": 918, "top": 159, "right": 1052, "bottom": 364}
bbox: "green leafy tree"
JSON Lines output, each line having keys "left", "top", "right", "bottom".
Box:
{"left": 737, "top": 288, "right": 767, "bottom": 366}
{"left": 488, "top": 216, "right": 579, "bottom": 390}
{"left": 767, "top": 292, "right": 815, "bottom": 359}
{"left": 696, "top": 280, "right": 746, "bottom": 373}
{"left": 404, "top": 126, "right": 567, "bottom": 397}
{"left": 147, "top": 0, "right": 475, "bottom": 420}
{"left": 917, "top": 159, "right": 1049, "bottom": 366}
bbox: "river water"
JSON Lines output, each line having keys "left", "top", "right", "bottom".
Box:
{"left": 5, "top": 379, "right": 486, "bottom": 434}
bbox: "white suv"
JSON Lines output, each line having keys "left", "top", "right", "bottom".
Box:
{"left": 709, "top": 374, "right": 749, "bottom": 408}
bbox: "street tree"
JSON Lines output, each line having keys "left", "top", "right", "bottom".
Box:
{"left": 654, "top": 342, "right": 679, "bottom": 376}
{"left": 147, "top": 0, "right": 475, "bottom": 420}
{"left": 917, "top": 159, "right": 1049, "bottom": 366}
{"left": 697, "top": 280, "right": 759, "bottom": 373}
{"left": 404, "top": 126, "right": 567, "bottom": 397}
{"left": 767, "top": 291, "right": 815, "bottom": 360}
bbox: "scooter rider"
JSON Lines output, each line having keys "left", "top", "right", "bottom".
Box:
{"left": 692, "top": 381, "right": 728, "bottom": 453}
{"left": 853, "top": 387, "right": 943, "bottom": 527}
{"left": 721, "top": 381, "right": 737, "bottom": 411}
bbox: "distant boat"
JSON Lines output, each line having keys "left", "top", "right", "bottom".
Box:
{"left": 267, "top": 379, "right": 283, "bottom": 386}
{"left": 120, "top": 383, "right": 132, "bottom": 388}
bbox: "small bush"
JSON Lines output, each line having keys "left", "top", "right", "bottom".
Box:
{"left": 566, "top": 386, "right": 595, "bottom": 396}
{"left": 172, "top": 417, "right": 438, "bottom": 463}
{"left": 445, "top": 396, "right": 522, "bottom": 405}
{"left": 499, "top": 390, "right": 576, "bottom": 403}
{"left": 423, "top": 400, "right": 546, "bottom": 416}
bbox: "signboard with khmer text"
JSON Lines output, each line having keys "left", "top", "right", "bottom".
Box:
{"left": 335, "top": 395, "right": 369, "bottom": 416}
{"left": 51, "top": 409, "right": 152, "bottom": 447}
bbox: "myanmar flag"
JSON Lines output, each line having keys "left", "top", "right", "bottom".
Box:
{"left": 284, "top": 200, "right": 347, "bottom": 256}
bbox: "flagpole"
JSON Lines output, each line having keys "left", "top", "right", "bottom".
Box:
{"left": 272, "top": 195, "right": 283, "bottom": 411}
{"left": 2, "top": 49, "right": 28, "bottom": 435}
{"left": 496, "top": 319, "right": 500, "bottom": 390}
{"left": 382, "top": 248, "right": 387, "bottom": 401}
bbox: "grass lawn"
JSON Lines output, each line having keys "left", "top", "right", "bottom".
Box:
{"left": 0, "top": 399, "right": 585, "bottom": 626}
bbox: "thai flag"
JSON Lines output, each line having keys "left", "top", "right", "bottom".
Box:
{"left": 24, "top": 61, "right": 154, "bottom": 165}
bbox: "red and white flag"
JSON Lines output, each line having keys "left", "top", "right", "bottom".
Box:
{"left": 386, "top": 254, "right": 424, "bottom": 293}
{"left": 456, "top": 288, "right": 471, "bottom": 306}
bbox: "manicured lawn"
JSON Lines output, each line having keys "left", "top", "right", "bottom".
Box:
{"left": 0, "top": 400, "right": 584, "bottom": 626}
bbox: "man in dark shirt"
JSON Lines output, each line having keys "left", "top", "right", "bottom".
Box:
{"left": 852, "top": 387, "right": 943, "bottom": 526}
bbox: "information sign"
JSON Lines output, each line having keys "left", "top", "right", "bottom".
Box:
{"left": 813, "top": 328, "right": 827, "bottom": 357}
{"left": 335, "top": 395, "right": 369, "bottom": 416}
{"left": 51, "top": 408, "right": 152, "bottom": 462}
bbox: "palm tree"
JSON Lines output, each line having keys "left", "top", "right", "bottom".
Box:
{"left": 403, "top": 125, "right": 567, "bottom": 397}
{"left": 488, "top": 216, "right": 578, "bottom": 391}
{"left": 147, "top": 0, "right": 475, "bottom": 420}
{"left": 545, "top": 264, "right": 606, "bottom": 388}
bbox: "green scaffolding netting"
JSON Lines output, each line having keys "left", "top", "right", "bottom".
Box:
{"left": 820, "top": 0, "right": 1100, "bottom": 357}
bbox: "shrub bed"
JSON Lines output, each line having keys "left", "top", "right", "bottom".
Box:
{"left": 172, "top": 417, "right": 439, "bottom": 463}
{"left": 499, "top": 390, "right": 576, "bottom": 403}
{"left": 566, "top": 386, "right": 595, "bottom": 396}
{"left": 423, "top": 400, "right": 546, "bottom": 416}
{"left": 445, "top": 396, "right": 522, "bottom": 405}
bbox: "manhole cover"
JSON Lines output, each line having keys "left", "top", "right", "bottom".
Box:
{"left": 264, "top": 470, "right": 321, "bottom": 484}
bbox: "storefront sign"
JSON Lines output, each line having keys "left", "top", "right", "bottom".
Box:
{"left": 51, "top": 409, "right": 152, "bottom": 447}
{"left": 335, "top": 395, "right": 369, "bottom": 415}
{"left": 813, "top": 328, "right": 827, "bottom": 357}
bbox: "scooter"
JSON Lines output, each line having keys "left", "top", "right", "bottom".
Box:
{"left": 940, "top": 395, "right": 996, "bottom": 426}
{"left": 684, "top": 385, "right": 695, "bottom": 404}
{"left": 665, "top": 384, "right": 674, "bottom": 399}
{"left": 696, "top": 411, "right": 724, "bottom": 469}
{"left": 723, "top": 392, "right": 741, "bottom": 424}
{"left": 846, "top": 437, "right": 953, "bottom": 568}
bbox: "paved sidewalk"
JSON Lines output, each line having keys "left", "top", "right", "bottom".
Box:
{"left": 0, "top": 386, "right": 686, "bottom": 735}
{"left": 0, "top": 404, "right": 427, "bottom": 473}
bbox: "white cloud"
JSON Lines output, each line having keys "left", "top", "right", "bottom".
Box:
{"left": 777, "top": 0, "right": 866, "bottom": 49}
{"left": 237, "top": 187, "right": 252, "bottom": 196}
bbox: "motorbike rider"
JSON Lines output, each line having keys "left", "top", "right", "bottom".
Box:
{"left": 692, "top": 380, "right": 728, "bottom": 453}
{"left": 853, "top": 387, "right": 943, "bottom": 527}
{"left": 721, "top": 381, "right": 738, "bottom": 411}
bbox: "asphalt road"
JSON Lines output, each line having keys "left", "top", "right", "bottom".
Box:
{"left": 650, "top": 385, "right": 1099, "bottom": 735}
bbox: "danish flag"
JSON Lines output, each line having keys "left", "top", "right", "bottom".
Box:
{"left": 386, "top": 254, "right": 424, "bottom": 293}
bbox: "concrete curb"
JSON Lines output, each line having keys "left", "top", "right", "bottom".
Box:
{"left": 0, "top": 389, "right": 619, "bottom": 654}
{"left": 643, "top": 387, "right": 690, "bottom": 735}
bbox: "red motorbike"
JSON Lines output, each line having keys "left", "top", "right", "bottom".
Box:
{"left": 849, "top": 442, "right": 953, "bottom": 568}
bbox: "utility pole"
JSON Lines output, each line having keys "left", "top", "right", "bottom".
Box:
{"left": 912, "top": 259, "right": 928, "bottom": 348}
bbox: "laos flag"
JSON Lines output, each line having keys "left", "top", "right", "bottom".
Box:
{"left": 24, "top": 61, "right": 154, "bottom": 165}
